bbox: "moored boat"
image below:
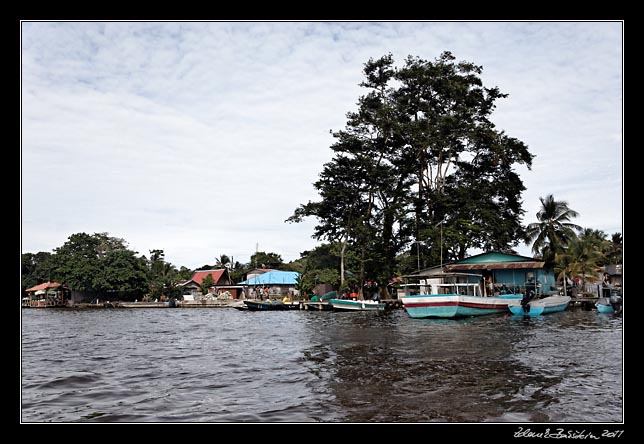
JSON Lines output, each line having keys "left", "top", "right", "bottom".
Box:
{"left": 402, "top": 273, "right": 523, "bottom": 319}
{"left": 329, "top": 299, "right": 386, "bottom": 311}
{"left": 595, "top": 298, "right": 614, "bottom": 314}
{"left": 243, "top": 300, "right": 299, "bottom": 311}
{"left": 595, "top": 292, "right": 622, "bottom": 314}
{"left": 507, "top": 294, "right": 571, "bottom": 316}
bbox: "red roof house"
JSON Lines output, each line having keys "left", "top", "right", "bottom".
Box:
{"left": 190, "top": 269, "right": 232, "bottom": 286}
{"left": 25, "top": 282, "right": 63, "bottom": 293}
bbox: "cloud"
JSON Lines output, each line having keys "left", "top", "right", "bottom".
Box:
{"left": 21, "top": 21, "right": 622, "bottom": 267}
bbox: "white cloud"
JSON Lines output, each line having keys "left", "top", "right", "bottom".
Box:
{"left": 21, "top": 21, "right": 622, "bottom": 268}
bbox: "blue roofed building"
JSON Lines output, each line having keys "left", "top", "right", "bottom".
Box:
{"left": 444, "top": 252, "right": 557, "bottom": 296}
{"left": 238, "top": 270, "right": 300, "bottom": 298}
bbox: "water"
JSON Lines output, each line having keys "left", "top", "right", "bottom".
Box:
{"left": 20, "top": 308, "right": 622, "bottom": 423}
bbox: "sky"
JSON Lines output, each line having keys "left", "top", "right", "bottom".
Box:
{"left": 21, "top": 21, "right": 623, "bottom": 269}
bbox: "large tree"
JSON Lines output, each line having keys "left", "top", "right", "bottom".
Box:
{"left": 21, "top": 251, "right": 55, "bottom": 293}
{"left": 250, "top": 251, "right": 284, "bottom": 269}
{"left": 290, "top": 52, "right": 533, "bottom": 295}
{"left": 50, "top": 232, "right": 148, "bottom": 295}
{"left": 146, "top": 249, "right": 183, "bottom": 299}
{"left": 396, "top": 52, "right": 533, "bottom": 266}
{"left": 525, "top": 194, "right": 581, "bottom": 267}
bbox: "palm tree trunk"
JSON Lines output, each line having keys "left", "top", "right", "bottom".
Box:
{"left": 562, "top": 271, "right": 567, "bottom": 297}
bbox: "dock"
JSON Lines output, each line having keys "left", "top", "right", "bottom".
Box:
{"left": 300, "top": 301, "right": 332, "bottom": 310}
{"left": 39, "top": 298, "right": 406, "bottom": 310}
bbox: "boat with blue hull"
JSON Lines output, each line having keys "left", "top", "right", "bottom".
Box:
{"left": 402, "top": 273, "right": 522, "bottom": 319}
{"left": 329, "top": 299, "right": 386, "bottom": 311}
{"left": 507, "top": 294, "right": 571, "bottom": 317}
{"left": 596, "top": 300, "right": 614, "bottom": 314}
{"left": 595, "top": 292, "right": 622, "bottom": 314}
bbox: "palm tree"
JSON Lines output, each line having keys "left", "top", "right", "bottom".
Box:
{"left": 525, "top": 194, "right": 581, "bottom": 266}
{"left": 604, "top": 232, "right": 623, "bottom": 264}
{"left": 556, "top": 234, "right": 604, "bottom": 292}
{"left": 214, "top": 254, "right": 231, "bottom": 269}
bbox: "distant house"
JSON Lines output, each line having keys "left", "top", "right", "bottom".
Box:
{"left": 237, "top": 270, "right": 300, "bottom": 297}
{"left": 445, "top": 252, "right": 556, "bottom": 295}
{"left": 178, "top": 269, "right": 233, "bottom": 298}
{"left": 24, "top": 282, "right": 70, "bottom": 307}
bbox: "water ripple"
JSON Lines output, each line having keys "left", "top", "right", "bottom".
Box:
{"left": 21, "top": 307, "right": 622, "bottom": 422}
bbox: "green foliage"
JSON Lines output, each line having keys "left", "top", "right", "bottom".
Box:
{"left": 23, "top": 233, "right": 184, "bottom": 298}
{"left": 555, "top": 232, "right": 604, "bottom": 286}
{"left": 228, "top": 261, "right": 248, "bottom": 284}
{"left": 314, "top": 268, "right": 341, "bottom": 288}
{"left": 51, "top": 232, "right": 126, "bottom": 291}
{"left": 93, "top": 249, "right": 148, "bottom": 293}
{"left": 146, "top": 249, "right": 183, "bottom": 299}
{"left": 525, "top": 195, "right": 581, "bottom": 266}
{"left": 215, "top": 254, "right": 231, "bottom": 269}
{"left": 200, "top": 273, "right": 215, "bottom": 295}
{"left": 604, "top": 232, "right": 622, "bottom": 265}
{"left": 177, "top": 266, "right": 194, "bottom": 281}
{"left": 289, "top": 52, "right": 534, "bottom": 293}
{"left": 294, "top": 262, "right": 314, "bottom": 298}
{"left": 250, "top": 251, "right": 284, "bottom": 269}
{"left": 21, "top": 251, "right": 55, "bottom": 293}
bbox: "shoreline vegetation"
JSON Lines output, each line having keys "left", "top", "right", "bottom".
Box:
{"left": 22, "top": 52, "right": 621, "bottom": 304}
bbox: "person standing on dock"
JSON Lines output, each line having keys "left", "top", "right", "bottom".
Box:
{"left": 486, "top": 275, "right": 494, "bottom": 297}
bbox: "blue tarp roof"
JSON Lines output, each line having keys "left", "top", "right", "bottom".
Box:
{"left": 238, "top": 270, "right": 299, "bottom": 286}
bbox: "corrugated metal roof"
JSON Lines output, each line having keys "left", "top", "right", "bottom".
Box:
{"left": 238, "top": 270, "right": 299, "bottom": 285}
{"left": 191, "top": 269, "right": 228, "bottom": 285}
{"left": 446, "top": 261, "right": 545, "bottom": 271}
{"left": 456, "top": 252, "right": 536, "bottom": 264}
{"left": 25, "top": 282, "right": 62, "bottom": 292}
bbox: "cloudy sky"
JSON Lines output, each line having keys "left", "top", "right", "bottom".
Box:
{"left": 21, "top": 21, "right": 622, "bottom": 268}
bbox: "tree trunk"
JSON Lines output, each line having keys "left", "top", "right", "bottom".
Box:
{"left": 562, "top": 271, "right": 567, "bottom": 297}
{"left": 340, "top": 238, "right": 347, "bottom": 290}
{"left": 358, "top": 240, "right": 366, "bottom": 300}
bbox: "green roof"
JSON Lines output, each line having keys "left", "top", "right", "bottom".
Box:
{"left": 456, "top": 252, "right": 536, "bottom": 264}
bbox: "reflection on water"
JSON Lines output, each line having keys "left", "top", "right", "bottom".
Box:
{"left": 21, "top": 308, "right": 622, "bottom": 422}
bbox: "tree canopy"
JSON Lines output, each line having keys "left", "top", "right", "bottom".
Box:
{"left": 289, "top": 52, "right": 534, "bottom": 296}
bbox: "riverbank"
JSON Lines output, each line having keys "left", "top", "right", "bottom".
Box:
{"left": 23, "top": 299, "right": 405, "bottom": 310}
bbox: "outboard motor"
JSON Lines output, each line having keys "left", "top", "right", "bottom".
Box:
{"left": 609, "top": 292, "right": 622, "bottom": 313}
{"left": 521, "top": 290, "right": 535, "bottom": 313}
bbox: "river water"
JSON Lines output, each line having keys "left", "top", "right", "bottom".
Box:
{"left": 20, "top": 307, "right": 622, "bottom": 423}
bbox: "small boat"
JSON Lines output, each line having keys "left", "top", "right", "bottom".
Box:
{"left": 596, "top": 291, "right": 622, "bottom": 314}
{"left": 243, "top": 300, "right": 299, "bottom": 311}
{"left": 231, "top": 300, "right": 248, "bottom": 311}
{"left": 507, "top": 294, "right": 571, "bottom": 316}
{"left": 329, "top": 299, "right": 386, "bottom": 311}
{"left": 402, "top": 273, "right": 523, "bottom": 319}
{"left": 595, "top": 298, "right": 614, "bottom": 314}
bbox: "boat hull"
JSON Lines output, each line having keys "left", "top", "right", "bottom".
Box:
{"left": 402, "top": 294, "right": 522, "bottom": 318}
{"left": 595, "top": 295, "right": 621, "bottom": 314}
{"left": 596, "top": 303, "right": 614, "bottom": 314}
{"left": 508, "top": 295, "right": 571, "bottom": 317}
{"left": 329, "top": 299, "right": 386, "bottom": 311}
{"left": 243, "top": 301, "right": 299, "bottom": 311}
